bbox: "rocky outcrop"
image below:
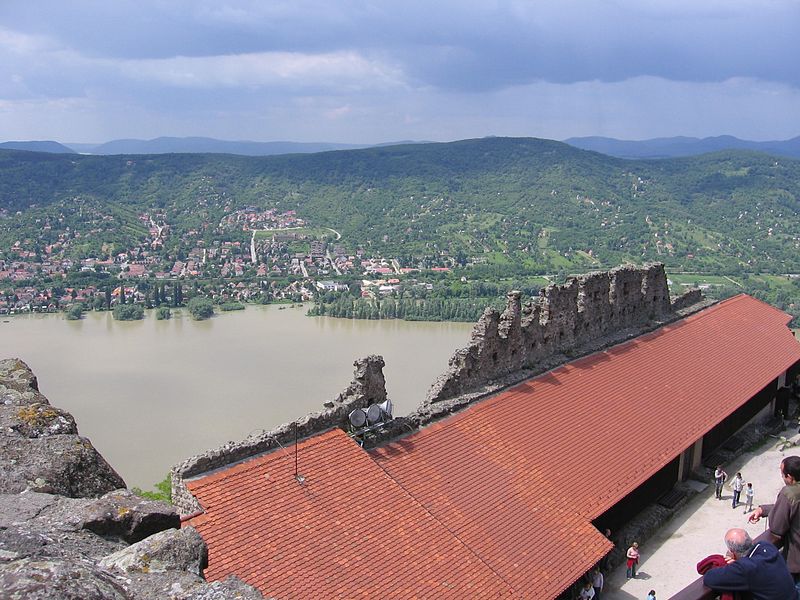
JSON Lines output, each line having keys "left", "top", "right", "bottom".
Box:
{"left": 0, "top": 554, "right": 262, "bottom": 600}
{"left": 0, "top": 557, "right": 131, "bottom": 600}
{"left": 182, "top": 578, "right": 265, "bottom": 600}
{"left": 172, "top": 355, "right": 388, "bottom": 514}
{"left": 0, "top": 490, "right": 178, "bottom": 561}
{"left": 0, "top": 358, "right": 125, "bottom": 497}
{"left": 93, "top": 527, "right": 255, "bottom": 600}
{"left": 99, "top": 527, "right": 207, "bottom": 575}
{"left": 0, "top": 359, "right": 264, "bottom": 599}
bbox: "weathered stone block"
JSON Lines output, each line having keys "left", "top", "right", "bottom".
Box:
{"left": 0, "top": 557, "right": 131, "bottom": 599}
{"left": 99, "top": 527, "right": 206, "bottom": 575}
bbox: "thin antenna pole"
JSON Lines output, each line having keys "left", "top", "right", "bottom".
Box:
{"left": 294, "top": 422, "right": 298, "bottom": 478}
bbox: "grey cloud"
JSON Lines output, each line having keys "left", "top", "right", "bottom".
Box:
{"left": 0, "top": 0, "right": 798, "bottom": 143}
{"left": 1, "top": 0, "right": 798, "bottom": 90}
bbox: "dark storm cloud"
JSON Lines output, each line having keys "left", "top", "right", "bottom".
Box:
{"left": 0, "top": 1, "right": 798, "bottom": 143}
{"left": 2, "top": 0, "right": 798, "bottom": 89}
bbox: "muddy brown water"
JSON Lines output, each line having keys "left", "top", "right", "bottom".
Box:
{"left": 0, "top": 306, "right": 472, "bottom": 489}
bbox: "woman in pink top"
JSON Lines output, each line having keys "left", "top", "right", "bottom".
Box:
{"left": 626, "top": 542, "right": 640, "bottom": 579}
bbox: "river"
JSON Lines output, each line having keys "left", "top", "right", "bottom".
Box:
{"left": 0, "top": 306, "right": 472, "bottom": 489}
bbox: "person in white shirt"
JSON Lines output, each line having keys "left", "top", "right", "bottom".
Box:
{"left": 591, "top": 567, "right": 604, "bottom": 599}
{"left": 731, "top": 472, "right": 744, "bottom": 509}
{"left": 579, "top": 581, "right": 595, "bottom": 599}
{"left": 744, "top": 482, "right": 755, "bottom": 513}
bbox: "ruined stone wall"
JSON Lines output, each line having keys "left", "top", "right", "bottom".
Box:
{"left": 671, "top": 288, "right": 704, "bottom": 312}
{"left": 172, "top": 355, "right": 388, "bottom": 515}
{"left": 426, "top": 263, "right": 677, "bottom": 403}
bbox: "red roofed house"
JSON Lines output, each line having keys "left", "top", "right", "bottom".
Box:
{"left": 175, "top": 264, "right": 800, "bottom": 599}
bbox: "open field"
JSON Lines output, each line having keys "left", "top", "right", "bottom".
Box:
{"left": 253, "top": 226, "right": 338, "bottom": 240}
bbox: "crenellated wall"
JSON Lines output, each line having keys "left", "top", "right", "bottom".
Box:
{"left": 426, "top": 263, "right": 676, "bottom": 403}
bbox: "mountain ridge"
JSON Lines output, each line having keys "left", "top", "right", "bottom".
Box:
{"left": 0, "top": 140, "right": 76, "bottom": 154}
{"left": 1, "top": 136, "right": 798, "bottom": 278}
{"left": 565, "top": 135, "right": 800, "bottom": 159}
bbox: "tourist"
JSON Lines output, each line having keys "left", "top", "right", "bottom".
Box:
{"left": 744, "top": 482, "right": 755, "bottom": 513}
{"left": 578, "top": 580, "right": 595, "bottom": 599}
{"left": 591, "top": 567, "right": 603, "bottom": 599}
{"left": 646, "top": 591, "right": 656, "bottom": 600}
{"left": 731, "top": 472, "right": 744, "bottom": 509}
{"left": 714, "top": 465, "right": 728, "bottom": 500}
{"left": 749, "top": 455, "right": 800, "bottom": 590}
{"left": 703, "top": 528, "right": 796, "bottom": 600}
{"left": 626, "top": 542, "right": 640, "bottom": 579}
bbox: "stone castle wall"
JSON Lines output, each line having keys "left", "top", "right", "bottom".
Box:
{"left": 171, "top": 355, "right": 388, "bottom": 514}
{"left": 426, "top": 263, "right": 676, "bottom": 403}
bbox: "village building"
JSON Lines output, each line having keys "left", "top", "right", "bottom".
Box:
{"left": 172, "top": 263, "right": 800, "bottom": 599}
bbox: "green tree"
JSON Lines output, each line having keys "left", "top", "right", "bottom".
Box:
{"left": 113, "top": 304, "right": 144, "bottom": 321}
{"left": 187, "top": 296, "right": 214, "bottom": 320}
{"left": 131, "top": 474, "right": 172, "bottom": 503}
{"left": 65, "top": 304, "right": 84, "bottom": 320}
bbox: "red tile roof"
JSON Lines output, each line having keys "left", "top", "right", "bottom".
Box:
{"left": 187, "top": 428, "right": 515, "bottom": 599}
{"left": 372, "top": 295, "right": 800, "bottom": 597}
{"left": 185, "top": 295, "right": 800, "bottom": 599}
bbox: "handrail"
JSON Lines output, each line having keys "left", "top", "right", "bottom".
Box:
{"left": 668, "top": 530, "right": 779, "bottom": 600}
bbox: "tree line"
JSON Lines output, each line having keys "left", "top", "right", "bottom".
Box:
{"left": 307, "top": 295, "right": 505, "bottom": 322}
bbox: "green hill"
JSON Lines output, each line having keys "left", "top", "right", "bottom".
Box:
{"left": 1, "top": 136, "right": 799, "bottom": 276}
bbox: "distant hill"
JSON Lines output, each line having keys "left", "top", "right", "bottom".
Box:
{"left": 70, "top": 137, "right": 371, "bottom": 156}
{"left": 564, "top": 135, "right": 800, "bottom": 160}
{"left": 1, "top": 136, "right": 800, "bottom": 277}
{"left": 0, "top": 140, "right": 75, "bottom": 154}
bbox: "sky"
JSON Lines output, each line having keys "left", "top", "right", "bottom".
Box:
{"left": 1, "top": 0, "right": 799, "bottom": 144}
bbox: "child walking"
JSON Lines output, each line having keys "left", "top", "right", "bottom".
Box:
{"left": 743, "top": 482, "right": 754, "bottom": 513}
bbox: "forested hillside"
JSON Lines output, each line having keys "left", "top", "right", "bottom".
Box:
{"left": 1, "top": 137, "right": 798, "bottom": 276}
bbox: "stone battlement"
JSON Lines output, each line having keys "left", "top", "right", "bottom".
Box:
{"left": 426, "top": 262, "right": 689, "bottom": 403}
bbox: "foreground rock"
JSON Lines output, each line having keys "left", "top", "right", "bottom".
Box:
{"left": 99, "top": 527, "right": 206, "bottom": 575}
{"left": 0, "top": 359, "right": 264, "bottom": 599}
{"left": 0, "top": 557, "right": 130, "bottom": 600}
{"left": 0, "top": 358, "right": 125, "bottom": 497}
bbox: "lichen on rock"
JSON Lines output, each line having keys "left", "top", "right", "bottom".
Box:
{"left": 0, "top": 359, "right": 265, "bottom": 599}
